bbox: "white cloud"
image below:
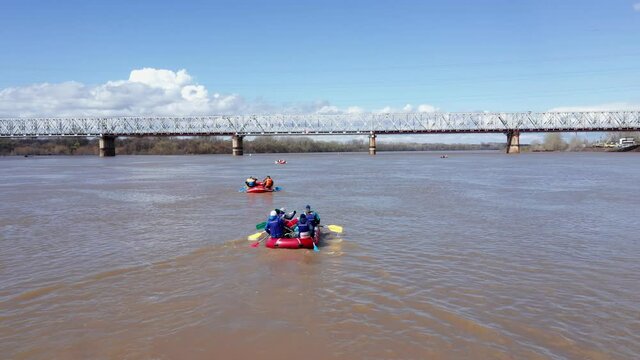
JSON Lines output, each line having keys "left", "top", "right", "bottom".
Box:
{"left": 0, "top": 68, "right": 443, "bottom": 117}
{"left": 3, "top": 68, "right": 638, "bottom": 121}
{"left": 315, "top": 105, "right": 341, "bottom": 114}
{"left": 374, "top": 106, "right": 393, "bottom": 114}
{"left": 0, "top": 68, "right": 244, "bottom": 117}
{"left": 373, "top": 104, "right": 439, "bottom": 114}
{"left": 181, "top": 85, "right": 208, "bottom": 101}
{"left": 634, "top": 3, "right": 640, "bottom": 11}
{"left": 129, "top": 68, "right": 192, "bottom": 90}
{"left": 417, "top": 104, "right": 437, "bottom": 113}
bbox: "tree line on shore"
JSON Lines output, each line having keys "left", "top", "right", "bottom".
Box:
{"left": 1, "top": 132, "right": 637, "bottom": 156}
{"left": 0, "top": 136, "right": 503, "bottom": 156}
{"left": 528, "top": 132, "right": 639, "bottom": 152}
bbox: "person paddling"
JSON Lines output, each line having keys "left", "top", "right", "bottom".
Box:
{"left": 265, "top": 210, "right": 284, "bottom": 238}
{"left": 279, "top": 208, "right": 298, "bottom": 237}
{"left": 304, "top": 205, "right": 320, "bottom": 236}
{"left": 296, "top": 213, "right": 311, "bottom": 238}
{"left": 245, "top": 176, "right": 257, "bottom": 188}
{"left": 263, "top": 176, "right": 274, "bottom": 189}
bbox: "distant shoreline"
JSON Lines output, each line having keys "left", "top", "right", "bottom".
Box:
{"left": 4, "top": 147, "right": 639, "bottom": 157}
{"left": 2, "top": 137, "right": 638, "bottom": 156}
{"left": 0, "top": 137, "right": 504, "bottom": 156}
{"left": 530, "top": 145, "right": 640, "bottom": 153}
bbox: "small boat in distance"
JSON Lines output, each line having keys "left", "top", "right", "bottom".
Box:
{"left": 275, "top": 159, "right": 287, "bottom": 165}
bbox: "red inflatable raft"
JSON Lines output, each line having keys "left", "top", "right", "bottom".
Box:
{"left": 246, "top": 184, "right": 274, "bottom": 193}
{"left": 265, "top": 227, "right": 321, "bottom": 249}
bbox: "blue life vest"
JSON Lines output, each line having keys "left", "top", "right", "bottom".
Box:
{"left": 306, "top": 211, "right": 320, "bottom": 226}
{"left": 265, "top": 216, "right": 284, "bottom": 238}
{"left": 297, "top": 218, "right": 311, "bottom": 238}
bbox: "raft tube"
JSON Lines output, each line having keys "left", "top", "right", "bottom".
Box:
{"left": 265, "top": 227, "right": 321, "bottom": 249}
{"left": 246, "top": 184, "right": 274, "bottom": 193}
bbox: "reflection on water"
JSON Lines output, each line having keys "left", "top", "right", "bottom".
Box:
{"left": 1, "top": 152, "right": 639, "bottom": 359}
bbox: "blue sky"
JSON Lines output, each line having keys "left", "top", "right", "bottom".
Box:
{"left": 1, "top": 0, "right": 639, "bottom": 120}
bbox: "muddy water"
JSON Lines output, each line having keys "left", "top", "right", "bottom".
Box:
{"left": 1, "top": 152, "right": 639, "bottom": 359}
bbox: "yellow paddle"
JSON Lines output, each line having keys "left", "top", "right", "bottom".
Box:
{"left": 324, "top": 225, "right": 343, "bottom": 233}
{"left": 247, "top": 231, "right": 265, "bottom": 241}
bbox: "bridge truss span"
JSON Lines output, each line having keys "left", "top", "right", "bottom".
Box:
{"left": 1, "top": 111, "right": 639, "bottom": 156}
{"left": 1, "top": 111, "right": 639, "bottom": 138}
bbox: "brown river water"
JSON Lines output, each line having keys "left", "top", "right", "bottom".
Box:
{"left": 1, "top": 152, "right": 639, "bottom": 359}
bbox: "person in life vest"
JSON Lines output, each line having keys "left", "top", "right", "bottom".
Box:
{"left": 245, "top": 176, "right": 257, "bottom": 188}
{"left": 296, "top": 213, "right": 311, "bottom": 238}
{"left": 262, "top": 176, "right": 274, "bottom": 189}
{"left": 304, "top": 205, "right": 321, "bottom": 236}
{"left": 265, "top": 210, "right": 284, "bottom": 238}
{"left": 275, "top": 208, "right": 297, "bottom": 237}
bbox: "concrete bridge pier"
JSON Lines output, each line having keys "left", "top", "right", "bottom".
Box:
{"left": 232, "top": 135, "right": 244, "bottom": 156}
{"left": 99, "top": 135, "right": 116, "bottom": 157}
{"left": 506, "top": 130, "right": 520, "bottom": 154}
{"left": 369, "top": 133, "right": 377, "bottom": 155}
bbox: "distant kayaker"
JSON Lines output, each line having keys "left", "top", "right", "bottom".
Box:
{"left": 263, "top": 176, "right": 274, "bottom": 189}
{"left": 265, "top": 210, "right": 284, "bottom": 238}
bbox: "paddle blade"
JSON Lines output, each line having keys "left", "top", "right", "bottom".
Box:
{"left": 256, "top": 222, "right": 266, "bottom": 230}
{"left": 251, "top": 241, "right": 261, "bottom": 247}
{"left": 248, "top": 231, "right": 264, "bottom": 241}
{"left": 326, "top": 225, "right": 343, "bottom": 233}
{"left": 238, "top": 188, "right": 246, "bottom": 192}
{"left": 313, "top": 242, "right": 319, "bottom": 252}
{"left": 274, "top": 186, "right": 282, "bottom": 192}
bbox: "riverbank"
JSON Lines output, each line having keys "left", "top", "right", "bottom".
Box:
{"left": 0, "top": 137, "right": 504, "bottom": 156}
{"left": 530, "top": 146, "right": 640, "bottom": 153}
{"left": 2, "top": 137, "right": 639, "bottom": 156}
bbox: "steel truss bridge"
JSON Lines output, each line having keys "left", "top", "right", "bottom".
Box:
{"left": 1, "top": 111, "right": 639, "bottom": 137}
{"left": 1, "top": 111, "right": 639, "bottom": 155}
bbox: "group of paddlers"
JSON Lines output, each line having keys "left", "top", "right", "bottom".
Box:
{"left": 245, "top": 176, "right": 274, "bottom": 189}
{"left": 265, "top": 205, "right": 321, "bottom": 239}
